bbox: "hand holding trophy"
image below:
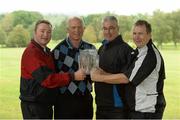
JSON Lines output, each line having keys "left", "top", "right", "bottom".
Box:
{"left": 78, "top": 49, "right": 99, "bottom": 75}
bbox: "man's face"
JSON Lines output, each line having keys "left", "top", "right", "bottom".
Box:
{"left": 67, "top": 18, "right": 84, "bottom": 42}
{"left": 132, "top": 25, "right": 151, "bottom": 48}
{"left": 34, "top": 23, "right": 52, "bottom": 47}
{"left": 102, "top": 20, "right": 119, "bottom": 41}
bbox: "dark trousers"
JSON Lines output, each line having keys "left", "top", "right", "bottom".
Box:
{"left": 54, "top": 94, "right": 93, "bottom": 119}
{"left": 21, "top": 101, "right": 53, "bottom": 119}
{"left": 129, "top": 110, "right": 164, "bottom": 119}
{"left": 96, "top": 107, "right": 126, "bottom": 119}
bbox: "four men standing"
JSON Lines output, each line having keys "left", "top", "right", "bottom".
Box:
{"left": 20, "top": 16, "right": 166, "bottom": 119}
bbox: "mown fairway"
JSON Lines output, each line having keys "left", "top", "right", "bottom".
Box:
{"left": 0, "top": 43, "right": 179, "bottom": 119}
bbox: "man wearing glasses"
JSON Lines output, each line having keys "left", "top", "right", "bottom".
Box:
{"left": 94, "top": 16, "right": 133, "bottom": 119}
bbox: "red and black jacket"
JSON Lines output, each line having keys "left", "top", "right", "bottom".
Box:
{"left": 20, "top": 40, "right": 73, "bottom": 104}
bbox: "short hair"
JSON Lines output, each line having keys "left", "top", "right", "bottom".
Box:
{"left": 66, "top": 16, "right": 85, "bottom": 28}
{"left": 134, "top": 20, "right": 152, "bottom": 33}
{"left": 102, "top": 16, "right": 118, "bottom": 26}
{"left": 34, "top": 20, "right": 52, "bottom": 32}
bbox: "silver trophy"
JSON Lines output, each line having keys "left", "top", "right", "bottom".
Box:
{"left": 79, "top": 49, "right": 99, "bottom": 75}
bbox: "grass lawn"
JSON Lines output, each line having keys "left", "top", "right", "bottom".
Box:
{"left": 0, "top": 48, "right": 24, "bottom": 118}
{"left": 161, "top": 49, "right": 180, "bottom": 118}
{"left": 0, "top": 42, "right": 179, "bottom": 119}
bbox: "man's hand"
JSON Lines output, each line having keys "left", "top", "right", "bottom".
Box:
{"left": 90, "top": 68, "right": 104, "bottom": 82}
{"left": 74, "top": 68, "right": 86, "bottom": 81}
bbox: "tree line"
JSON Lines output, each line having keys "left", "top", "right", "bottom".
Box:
{"left": 0, "top": 10, "right": 180, "bottom": 47}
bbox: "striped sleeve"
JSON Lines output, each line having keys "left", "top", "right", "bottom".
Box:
{"left": 22, "top": 49, "right": 70, "bottom": 88}
{"left": 124, "top": 45, "right": 157, "bottom": 86}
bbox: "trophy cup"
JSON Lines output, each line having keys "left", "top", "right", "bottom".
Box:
{"left": 78, "top": 49, "right": 99, "bottom": 75}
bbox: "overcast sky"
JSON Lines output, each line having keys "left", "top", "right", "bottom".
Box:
{"left": 1, "top": 0, "right": 180, "bottom": 15}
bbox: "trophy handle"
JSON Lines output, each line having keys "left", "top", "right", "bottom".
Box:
{"left": 78, "top": 55, "right": 80, "bottom": 69}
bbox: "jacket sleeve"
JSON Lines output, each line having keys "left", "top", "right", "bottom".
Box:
{"left": 124, "top": 48, "right": 156, "bottom": 86}
{"left": 21, "top": 49, "right": 71, "bottom": 88}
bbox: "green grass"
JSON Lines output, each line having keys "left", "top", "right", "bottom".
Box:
{"left": 0, "top": 48, "right": 24, "bottom": 118}
{"left": 0, "top": 42, "right": 180, "bottom": 119}
{"left": 161, "top": 49, "right": 180, "bottom": 119}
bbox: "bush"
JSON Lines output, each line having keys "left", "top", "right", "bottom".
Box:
{"left": 6, "top": 25, "right": 30, "bottom": 47}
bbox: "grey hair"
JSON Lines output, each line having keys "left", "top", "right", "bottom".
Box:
{"left": 102, "top": 16, "right": 119, "bottom": 26}
{"left": 102, "top": 15, "right": 119, "bottom": 32}
{"left": 66, "top": 16, "right": 85, "bottom": 28}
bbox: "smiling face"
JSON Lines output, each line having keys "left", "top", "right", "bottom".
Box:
{"left": 34, "top": 22, "right": 52, "bottom": 48}
{"left": 103, "top": 21, "right": 119, "bottom": 41}
{"left": 67, "top": 17, "right": 84, "bottom": 42}
{"left": 132, "top": 24, "right": 151, "bottom": 48}
{"left": 102, "top": 19, "right": 119, "bottom": 41}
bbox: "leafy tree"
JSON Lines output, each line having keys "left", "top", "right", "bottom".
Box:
{"left": 6, "top": 25, "right": 30, "bottom": 47}
{"left": 168, "top": 10, "right": 180, "bottom": 46}
{"left": 83, "top": 25, "right": 97, "bottom": 43}
{"left": 12, "top": 10, "right": 43, "bottom": 28}
{"left": 151, "top": 10, "right": 172, "bottom": 47}
{"left": 123, "top": 31, "right": 132, "bottom": 43}
{"left": 84, "top": 14, "right": 103, "bottom": 41}
{"left": 0, "top": 13, "right": 14, "bottom": 35}
{"left": 52, "top": 20, "right": 67, "bottom": 41}
{"left": 0, "top": 14, "right": 5, "bottom": 21}
{"left": 118, "top": 15, "right": 134, "bottom": 42}
{"left": 97, "top": 31, "right": 103, "bottom": 42}
{"left": 27, "top": 23, "right": 35, "bottom": 38}
{"left": 44, "top": 14, "right": 67, "bottom": 26}
{"left": 132, "top": 13, "right": 150, "bottom": 22}
{"left": 0, "top": 27, "right": 7, "bottom": 45}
